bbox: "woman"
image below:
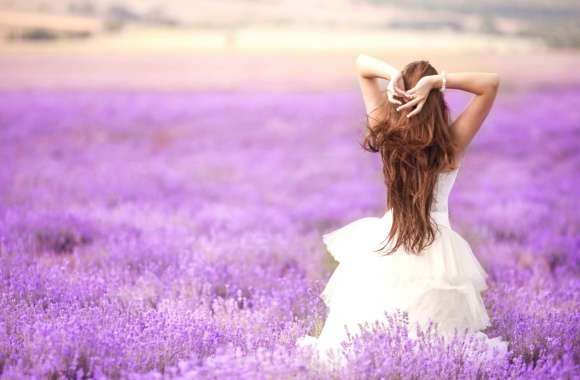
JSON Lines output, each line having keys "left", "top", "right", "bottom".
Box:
{"left": 297, "top": 54, "right": 507, "bottom": 365}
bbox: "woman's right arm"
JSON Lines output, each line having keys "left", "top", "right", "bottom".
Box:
{"left": 436, "top": 72, "right": 501, "bottom": 159}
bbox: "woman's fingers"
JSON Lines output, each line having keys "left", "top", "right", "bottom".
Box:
{"left": 387, "top": 90, "right": 402, "bottom": 105}
{"left": 396, "top": 96, "right": 422, "bottom": 111}
{"left": 387, "top": 85, "right": 403, "bottom": 105}
{"left": 407, "top": 99, "right": 426, "bottom": 118}
{"left": 394, "top": 87, "right": 410, "bottom": 98}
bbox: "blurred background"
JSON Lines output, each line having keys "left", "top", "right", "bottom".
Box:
{"left": 1, "top": 0, "right": 580, "bottom": 91}
{"left": 1, "top": 2, "right": 579, "bottom": 378}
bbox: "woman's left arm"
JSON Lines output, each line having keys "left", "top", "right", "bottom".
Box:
{"left": 356, "top": 54, "right": 406, "bottom": 127}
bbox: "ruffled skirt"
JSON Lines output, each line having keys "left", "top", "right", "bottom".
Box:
{"left": 296, "top": 209, "right": 508, "bottom": 366}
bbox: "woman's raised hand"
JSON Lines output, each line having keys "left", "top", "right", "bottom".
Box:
{"left": 386, "top": 70, "right": 408, "bottom": 106}
{"left": 397, "top": 75, "right": 438, "bottom": 118}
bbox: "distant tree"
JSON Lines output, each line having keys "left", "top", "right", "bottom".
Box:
{"left": 9, "top": 28, "right": 58, "bottom": 41}
{"left": 6, "top": 28, "right": 92, "bottom": 42}
{"left": 142, "top": 6, "right": 180, "bottom": 27}
{"left": 68, "top": 1, "right": 96, "bottom": 16}
{"left": 104, "top": 19, "right": 125, "bottom": 33}
{"left": 106, "top": 4, "right": 140, "bottom": 22}
{"left": 480, "top": 15, "right": 499, "bottom": 34}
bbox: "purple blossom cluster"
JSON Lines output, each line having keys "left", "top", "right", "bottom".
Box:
{"left": 0, "top": 88, "right": 578, "bottom": 378}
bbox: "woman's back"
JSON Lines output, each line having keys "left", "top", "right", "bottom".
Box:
{"left": 295, "top": 55, "right": 506, "bottom": 366}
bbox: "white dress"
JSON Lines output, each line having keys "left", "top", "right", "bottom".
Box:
{"left": 296, "top": 165, "right": 508, "bottom": 365}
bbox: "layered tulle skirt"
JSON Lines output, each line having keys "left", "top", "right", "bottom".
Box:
{"left": 297, "top": 209, "right": 508, "bottom": 365}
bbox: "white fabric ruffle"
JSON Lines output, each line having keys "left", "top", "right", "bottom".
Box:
{"left": 297, "top": 209, "right": 508, "bottom": 366}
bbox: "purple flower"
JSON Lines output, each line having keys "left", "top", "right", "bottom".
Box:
{"left": 0, "top": 88, "right": 578, "bottom": 378}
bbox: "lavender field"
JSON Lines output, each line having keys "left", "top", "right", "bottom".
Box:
{"left": 0, "top": 87, "right": 578, "bottom": 379}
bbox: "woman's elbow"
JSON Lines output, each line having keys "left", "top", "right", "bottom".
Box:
{"left": 355, "top": 54, "right": 366, "bottom": 72}
{"left": 355, "top": 54, "right": 373, "bottom": 76}
{"left": 489, "top": 73, "right": 500, "bottom": 90}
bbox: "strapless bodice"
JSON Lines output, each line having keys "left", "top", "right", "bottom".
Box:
{"left": 431, "top": 166, "right": 460, "bottom": 213}
{"left": 429, "top": 165, "right": 460, "bottom": 228}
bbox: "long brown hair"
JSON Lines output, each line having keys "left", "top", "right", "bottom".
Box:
{"left": 362, "top": 60, "right": 458, "bottom": 255}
